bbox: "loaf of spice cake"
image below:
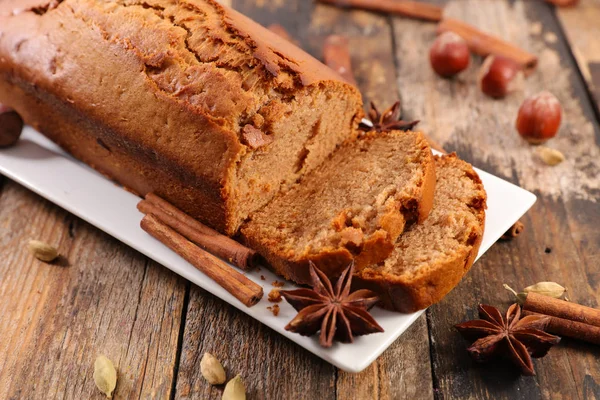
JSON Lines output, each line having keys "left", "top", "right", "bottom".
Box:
{"left": 353, "top": 154, "right": 487, "bottom": 312}
{"left": 0, "top": 0, "right": 363, "bottom": 235}
{"left": 241, "top": 130, "right": 436, "bottom": 284}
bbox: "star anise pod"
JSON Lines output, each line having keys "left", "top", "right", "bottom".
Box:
{"left": 358, "top": 101, "right": 420, "bottom": 133}
{"left": 455, "top": 303, "right": 561, "bottom": 375}
{"left": 280, "top": 261, "right": 384, "bottom": 348}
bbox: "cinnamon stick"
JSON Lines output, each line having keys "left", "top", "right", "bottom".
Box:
{"left": 523, "top": 292, "right": 600, "bottom": 327}
{"left": 523, "top": 310, "right": 600, "bottom": 345}
{"left": 323, "top": 35, "right": 357, "bottom": 86}
{"left": 141, "top": 214, "right": 263, "bottom": 307}
{"left": 437, "top": 18, "right": 538, "bottom": 74}
{"left": 139, "top": 193, "right": 257, "bottom": 270}
{"left": 317, "top": 0, "right": 443, "bottom": 22}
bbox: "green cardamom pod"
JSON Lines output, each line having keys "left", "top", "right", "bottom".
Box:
{"left": 201, "top": 353, "right": 226, "bottom": 385}
{"left": 503, "top": 284, "right": 527, "bottom": 304}
{"left": 523, "top": 282, "right": 566, "bottom": 298}
{"left": 222, "top": 374, "right": 246, "bottom": 400}
{"left": 504, "top": 282, "right": 566, "bottom": 304}
{"left": 94, "top": 355, "right": 117, "bottom": 398}
{"left": 28, "top": 240, "right": 58, "bottom": 262}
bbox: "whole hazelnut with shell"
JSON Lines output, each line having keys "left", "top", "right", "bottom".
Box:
{"left": 478, "top": 55, "right": 524, "bottom": 99}
{"left": 516, "top": 91, "right": 562, "bottom": 144}
{"left": 429, "top": 32, "right": 470, "bottom": 78}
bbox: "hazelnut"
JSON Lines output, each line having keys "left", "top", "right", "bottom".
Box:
{"left": 545, "top": 0, "right": 580, "bottom": 7}
{"left": 516, "top": 91, "right": 562, "bottom": 144}
{"left": 0, "top": 104, "right": 24, "bottom": 148}
{"left": 478, "top": 55, "right": 524, "bottom": 98}
{"left": 429, "top": 32, "right": 470, "bottom": 78}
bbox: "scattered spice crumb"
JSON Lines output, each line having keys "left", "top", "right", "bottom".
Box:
{"left": 260, "top": 275, "right": 266, "bottom": 281}
{"left": 272, "top": 280, "right": 285, "bottom": 288}
{"left": 268, "top": 289, "right": 282, "bottom": 303}
{"left": 500, "top": 220, "right": 524, "bottom": 240}
{"left": 267, "top": 304, "right": 280, "bottom": 316}
{"left": 544, "top": 32, "right": 558, "bottom": 44}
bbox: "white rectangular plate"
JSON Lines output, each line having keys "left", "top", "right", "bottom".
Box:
{"left": 0, "top": 128, "right": 536, "bottom": 373}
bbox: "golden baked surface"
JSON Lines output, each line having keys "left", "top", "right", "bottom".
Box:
{"left": 0, "top": 0, "right": 362, "bottom": 234}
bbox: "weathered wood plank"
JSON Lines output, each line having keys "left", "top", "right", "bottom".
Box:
{"left": 336, "top": 316, "right": 432, "bottom": 400}
{"left": 393, "top": 0, "right": 600, "bottom": 202}
{"left": 555, "top": 0, "right": 600, "bottom": 117}
{"left": 174, "top": 287, "right": 337, "bottom": 399}
{"left": 390, "top": 0, "right": 600, "bottom": 398}
{"left": 0, "top": 181, "right": 187, "bottom": 399}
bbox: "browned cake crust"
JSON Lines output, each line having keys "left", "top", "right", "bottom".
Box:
{"left": 0, "top": 0, "right": 362, "bottom": 235}
{"left": 353, "top": 154, "right": 487, "bottom": 313}
{"left": 241, "top": 131, "right": 436, "bottom": 285}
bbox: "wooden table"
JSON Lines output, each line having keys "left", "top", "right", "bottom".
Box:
{"left": 1, "top": 0, "right": 599, "bottom": 398}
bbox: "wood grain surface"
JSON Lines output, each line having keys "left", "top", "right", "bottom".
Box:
{"left": 0, "top": 181, "right": 187, "bottom": 399}
{"left": 0, "top": 0, "right": 599, "bottom": 399}
{"left": 555, "top": 0, "right": 600, "bottom": 118}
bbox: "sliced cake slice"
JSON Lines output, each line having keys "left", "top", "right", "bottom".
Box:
{"left": 353, "top": 154, "right": 487, "bottom": 313}
{"left": 241, "top": 130, "right": 436, "bottom": 284}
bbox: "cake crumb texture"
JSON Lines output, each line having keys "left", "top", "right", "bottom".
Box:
{"left": 354, "top": 154, "right": 487, "bottom": 312}
{"left": 242, "top": 130, "right": 436, "bottom": 284}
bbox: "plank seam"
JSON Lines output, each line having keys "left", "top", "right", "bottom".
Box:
{"left": 426, "top": 310, "right": 440, "bottom": 400}
{"left": 550, "top": 7, "right": 600, "bottom": 126}
{"left": 388, "top": 15, "right": 404, "bottom": 106}
{"left": 169, "top": 280, "right": 191, "bottom": 400}
{"left": 125, "top": 260, "right": 149, "bottom": 360}
{"left": 334, "top": 367, "right": 338, "bottom": 400}
{"left": 0, "top": 175, "right": 6, "bottom": 201}
{"left": 377, "top": 361, "right": 382, "bottom": 400}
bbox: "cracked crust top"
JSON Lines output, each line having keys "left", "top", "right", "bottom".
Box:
{"left": 0, "top": 0, "right": 363, "bottom": 234}
{"left": 0, "top": 0, "right": 357, "bottom": 135}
